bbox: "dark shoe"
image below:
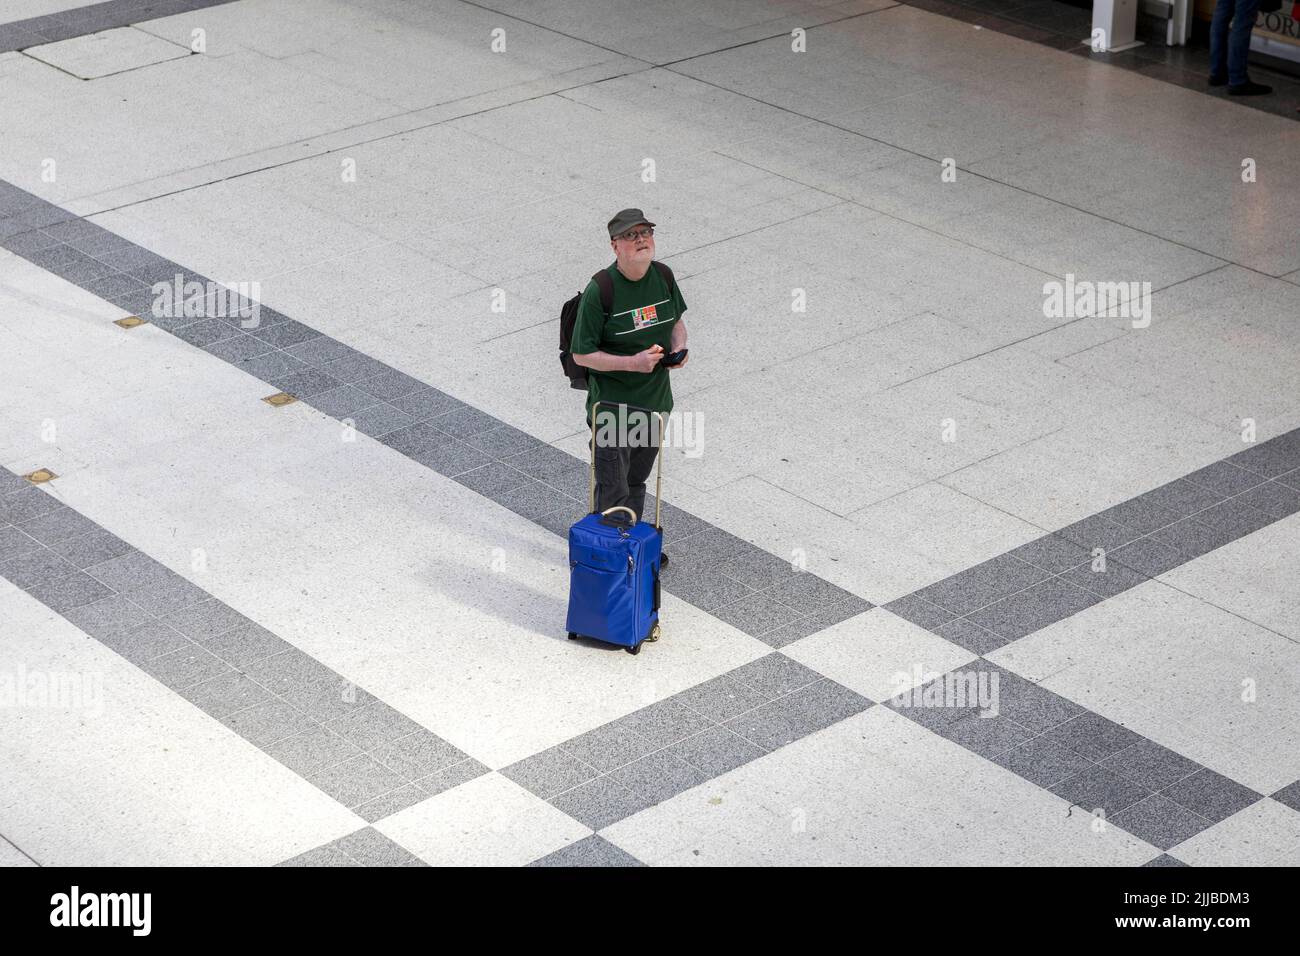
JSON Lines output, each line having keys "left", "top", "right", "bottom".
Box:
{"left": 659, "top": 551, "right": 669, "bottom": 569}
{"left": 1208, "top": 73, "right": 1227, "bottom": 87}
{"left": 1228, "top": 81, "right": 1273, "bottom": 96}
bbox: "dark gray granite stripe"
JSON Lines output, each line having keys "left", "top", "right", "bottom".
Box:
{"left": 527, "top": 835, "right": 645, "bottom": 867}
{"left": 0, "top": 178, "right": 871, "bottom": 646}
{"left": 501, "top": 652, "right": 872, "bottom": 830}
{"left": 1272, "top": 780, "right": 1300, "bottom": 814}
{"left": 887, "top": 428, "right": 1300, "bottom": 652}
{"left": 3, "top": 183, "right": 1283, "bottom": 863}
{"left": 0, "top": 0, "right": 237, "bottom": 53}
{"left": 284, "top": 825, "right": 651, "bottom": 868}
{"left": 276, "top": 826, "right": 427, "bottom": 867}
{"left": 0, "top": 465, "right": 485, "bottom": 822}
{"left": 885, "top": 661, "right": 1265, "bottom": 851}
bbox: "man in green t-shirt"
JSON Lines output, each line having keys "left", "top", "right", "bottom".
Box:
{"left": 571, "top": 208, "right": 689, "bottom": 555}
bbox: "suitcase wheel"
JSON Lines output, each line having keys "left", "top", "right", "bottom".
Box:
{"left": 646, "top": 623, "right": 661, "bottom": 643}
{"left": 567, "top": 632, "right": 578, "bottom": 641}
{"left": 626, "top": 642, "right": 641, "bottom": 655}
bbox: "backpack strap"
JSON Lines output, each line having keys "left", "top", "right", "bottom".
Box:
{"left": 650, "top": 259, "right": 676, "bottom": 300}
{"left": 592, "top": 269, "right": 614, "bottom": 317}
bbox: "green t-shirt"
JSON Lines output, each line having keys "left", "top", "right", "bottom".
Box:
{"left": 571, "top": 261, "right": 687, "bottom": 422}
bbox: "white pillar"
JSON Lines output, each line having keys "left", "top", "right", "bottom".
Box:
{"left": 1090, "top": 0, "right": 1144, "bottom": 52}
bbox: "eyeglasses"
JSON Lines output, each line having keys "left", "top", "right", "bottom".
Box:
{"left": 616, "top": 227, "right": 654, "bottom": 242}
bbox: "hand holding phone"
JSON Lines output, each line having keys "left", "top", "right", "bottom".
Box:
{"left": 661, "top": 348, "right": 689, "bottom": 368}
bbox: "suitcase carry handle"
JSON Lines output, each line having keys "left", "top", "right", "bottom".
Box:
{"left": 588, "top": 401, "right": 665, "bottom": 530}
{"left": 599, "top": 506, "right": 637, "bottom": 526}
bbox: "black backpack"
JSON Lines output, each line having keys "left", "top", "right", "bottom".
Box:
{"left": 560, "top": 261, "right": 676, "bottom": 390}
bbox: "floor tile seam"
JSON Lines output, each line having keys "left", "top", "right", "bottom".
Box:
{"left": 0, "top": 832, "right": 40, "bottom": 867}
{"left": 886, "top": 693, "right": 1236, "bottom": 847}
{"left": 545, "top": 670, "right": 870, "bottom": 800}
{"left": 27, "top": 59, "right": 682, "bottom": 229}
{"left": 934, "top": 566, "right": 1236, "bottom": 647}
{"left": 540, "top": 696, "right": 881, "bottom": 828}
{"left": 0, "top": 471, "right": 476, "bottom": 816}
{"left": 30, "top": 272, "right": 811, "bottom": 616}
{"left": 0, "top": 557, "right": 410, "bottom": 808}
{"left": 521, "top": 834, "right": 647, "bottom": 868}
{"left": 553, "top": 717, "right": 751, "bottom": 789}
{"left": 216, "top": 692, "right": 336, "bottom": 746}
{"left": 347, "top": 757, "right": 495, "bottom": 824}
{"left": 708, "top": 576, "right": 790, "bottom": 617}
{"left": 890, "top": 0, "right": 1300, "bottom": 131}
{"left": 977, "top": 659, "right": 1276, "bottom": 805}
{"left": 878, "top": 261, "right": 1243, "bottom": 394}
{"left": 10, "top": 7, "right": 1284, "bottom": 868}
{"left": 82, "top": 605, "right": 457, "bottom": 787}
{"left": 909, "top": 472, "right": 1299, "bottom": 627}
{"left": 0, "top": 43, "right": 645, "bottom": 229}
{"left": 0, "top": 502, "right": 1256, "bottom": 855}
{"left": 927, "top": 427, "right": 1075, "bottom": 494}
{"left": 17, "top": 48, "right": 85, "bottom": 82}
{"left": 1143, "top": 577, "right": 1300, "bottom": 649}
{"left": 1011, "top": 501, "right": 1291, "bottom": 610}
{"left": 22, "top": 6, "right": 1199, "bottom": 292}
{"left": 550, "top": 723, "right": 725, "bottom": 785}
{"left": 642, "top": 304, "right": 938, "bottom": 417}
{"left": 0, "top": 1, "right": 239, "bottom": 39}
{"left": 222, "top": 690, "right": 467, "bottom": 783}
{"left": 0, "top": 227, "right": 858, "bottom": 646}
{"left": 12, "top": 10, "right": 1293, "bottom": 283}
{"left": 1052, "top": 329, "right": 1285, "bottom": 388}
{"left": 13, "top": 170, "right": 1186, "bottom": 473}
{"left": 332, "top": 843, "right": 368, "bottom": 866}
{"left": 2, "top": 166, "right": 1289, "bottom": 837}
{"left": 711, "top": 147, "right": 1078, "bottom": 284}
{"left": 342, "top": 420, "right": 859, "bottom": 626}
{"left": 744, "top": 590, "right": 875, "bottom": 629}
{"left": 649, "top": 3, "right": 906, "bottom": 71}
{"left": 668, "top": 66, "right": 1267, "bottom": 274}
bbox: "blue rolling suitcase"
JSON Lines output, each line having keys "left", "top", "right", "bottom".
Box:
{"left": 566, "top": 406, "right": 665, "bottom": 655}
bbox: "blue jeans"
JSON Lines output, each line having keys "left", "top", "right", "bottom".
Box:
{"left": 1210, "top": 0, "right": 1262, "bottom": 87}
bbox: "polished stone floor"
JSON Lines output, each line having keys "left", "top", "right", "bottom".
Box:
{"left": 2, "top": 0, "right": 1299, "bottom": 867}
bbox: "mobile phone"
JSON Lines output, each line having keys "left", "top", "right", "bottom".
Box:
{"left": 661, "top": 348, "right": 688, "bottom": 368}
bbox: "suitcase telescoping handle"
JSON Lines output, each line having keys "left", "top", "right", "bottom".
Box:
{"left": 588, "top": 400, "right": 665, "bottom": 530}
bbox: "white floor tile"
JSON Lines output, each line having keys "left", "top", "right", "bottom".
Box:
{"left": 991, "top": 583, "right": 1300, "bottom": 795}
{"left": 602, "top": 708, "right": 1155, "bottom": 866}
{"left": 374, "top": 772, "right": 590, "bottom": 866}
{"left": 0, "top": 586, "right": 360, "bottom": 866}
{"left": 782, "top": 607, "right": 976, "bottom": 704}
{"left": 1169, "top": 799, "right": 1300, "bottom": 867}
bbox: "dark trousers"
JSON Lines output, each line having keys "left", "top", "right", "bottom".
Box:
{"left": 587, "top": 418, "right": 660, "bottom": 524}
{"left": 1210, "top": 0, "right": 1261, "bottom": 87}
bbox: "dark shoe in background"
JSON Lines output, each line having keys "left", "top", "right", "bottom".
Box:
{"left": 1208, "top": 74, "right": 1227, "bottom": 87}
{"left": 1228, "top": 80, "right": 1273, "bottom": 96}
{"left": 659, "top": 551, "right": 669, "bottom": 569}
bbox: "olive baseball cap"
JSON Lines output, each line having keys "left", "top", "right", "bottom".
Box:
{"left": 607, "top": 208, "right": 656, "bottom": 239}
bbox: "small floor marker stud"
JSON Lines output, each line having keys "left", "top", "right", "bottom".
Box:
{"left": 115, "top": 316, "right": 146, "bottom": 329}
{"left": 23, "top": 469, "right": 56, "bottom": 484}
{"left": 263, "top": 392, "right": 297, "bottom": 407}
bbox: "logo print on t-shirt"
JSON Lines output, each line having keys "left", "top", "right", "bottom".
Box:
{"left": 631, "top": 304, "right": 658, "bottom": 329}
